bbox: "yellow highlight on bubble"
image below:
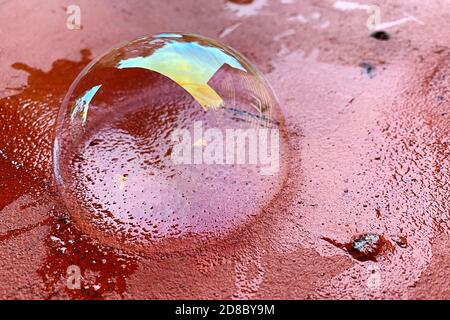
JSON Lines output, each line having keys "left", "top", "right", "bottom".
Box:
{"left": 117, "top": 39, "right": 246, "bottom": 110}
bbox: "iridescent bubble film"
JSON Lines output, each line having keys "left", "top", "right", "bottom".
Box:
{"left": 54, "top": 33, "right": 285, "bottom": 252}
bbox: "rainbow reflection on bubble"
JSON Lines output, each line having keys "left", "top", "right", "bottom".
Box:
{"left": 69, "top": 33, "right": 273, "bottom": 126}
{"left": 117, "top": 38, "right": 246, "bottom": 109}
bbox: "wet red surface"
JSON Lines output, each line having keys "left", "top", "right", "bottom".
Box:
{"left": 0, "top": 0, "right": 448, "bottom": 299}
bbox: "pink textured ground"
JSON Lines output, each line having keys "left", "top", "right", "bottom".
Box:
{"left": 0, "top": 0, "right": 448, "bottom": 299}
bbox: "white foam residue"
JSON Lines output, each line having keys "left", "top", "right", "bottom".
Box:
{"left": 273, "top": 29, "right": 296, "bottom": 42}
{"left": 374, "top": 14, "right": 424, "bottom": 30}
{"left": 226, "top": 0, "right": 268, "bottom": 18}
{"left": 333, "top": 0, "right": 370, "bottom": 11}
{"left": 288, "top": 13, "right": 308, "bottom": 23}
{"left": 219, "top": 22, "right": 242, "bottom": 38}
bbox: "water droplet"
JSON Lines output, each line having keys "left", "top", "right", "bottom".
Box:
{"left": 54, "top": 33, "right": 285, "bottom": 253}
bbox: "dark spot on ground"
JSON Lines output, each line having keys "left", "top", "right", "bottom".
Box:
{"left": 391, "top": 235, "right": 408, "bottom": 248}
{"left": 371, "top": 31, "right": 390, "bottom": 41}
{"left": 375, "top": 208, "right": 381, "bottom": 218}
{"left": 359, "top": 62, "right": 375, "bottom": 78}
{"left": 323, "top": 233, "right": 394, "bottom": 262}
{"left": 346, "top": 234, "right": 394, "bottom": 261}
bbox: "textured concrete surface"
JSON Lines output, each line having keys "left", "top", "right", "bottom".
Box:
{"left": 0, "top": 0, "right": 448, "bottom": 299}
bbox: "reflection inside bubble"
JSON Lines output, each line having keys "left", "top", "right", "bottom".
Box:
{"left": 54, "top": 33, "right": 285, "bottom": 252}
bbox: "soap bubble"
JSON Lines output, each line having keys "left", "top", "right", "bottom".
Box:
{"left": 54, "top": 33, "right": 285, "bottom": 252}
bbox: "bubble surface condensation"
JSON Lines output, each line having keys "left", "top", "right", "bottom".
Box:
{"left": 54, "top": 33, "right": 285, "bottom": 252}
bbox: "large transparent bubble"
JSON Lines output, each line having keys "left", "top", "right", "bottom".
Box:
{"left": 54, "top": 33, "right": 285, "bottom": 252}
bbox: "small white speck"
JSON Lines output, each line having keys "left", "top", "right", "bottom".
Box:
{"left": 50, "top": 236, "right": 65, "bottom": 245}
{"left": 289, "top": 13, "right": 308, "bottom": 23}
{"left": 219, "top": 23, "right": 242, "bottom": 39}
{"left": 273, "top": 29, "right": 296, "bottom": 42}
{"left": 333, "top": 1, "right": 370, "bottom": 11}
{"left": 311, "top": 12, "right": 321, "bottom": 20}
